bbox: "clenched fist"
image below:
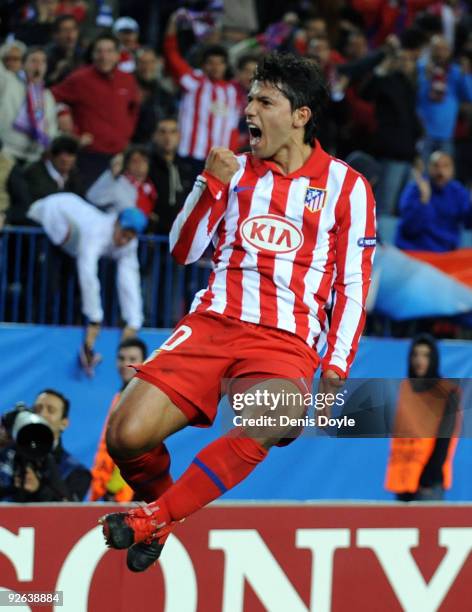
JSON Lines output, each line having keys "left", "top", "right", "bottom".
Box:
{"left": 205, "top": 147, "right": 239, "bottom": 184}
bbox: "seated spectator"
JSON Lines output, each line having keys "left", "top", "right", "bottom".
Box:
{"left": 0, "top": 139, "right": 31, "bottom": 229}
{"left": 113, "top": 16, "right": 141, "bottom": 73}
{"left": 0, "top": 40, "right": 27, "bottom": 74}
{"left": 27, "top": 194, "right": 147, "bottom": 375}
{"left": 90, "top": 337, "right": 148, "bottom": 502}
{"left": 0, "top": 46, "right": 58, "bottom": 164}
{"left": 361, "top": 47, "right": 422, "bottom": 214}
{"left": 52, "top": 33, "right": 139, "bottom": 189}
{"left": 14, "top": 0, "right": 59, "bottom": 46}
{"left": 0, "top": 389, "right": 91, "bottom": 502}
{"left": 417, "top": 35, "right": 472, "bottom": 162}
{"left": 23, "top": 134, "right": 84, "bottom": 202}
{"left": 163, "top": 11, "right": 240, "bottom": 174}
{"left": 46, "top": 14, "right": 84, "bottom": 86}
{"left": 395, "top": 152, "right": 472, "bottom": 252}
{"left": 86, "top": 146, "right": 156, "bottom": 220}
{"left": 132, "top": 47, "right": 178, "bottom": 144}
{"left": 148, "top": 116, "right": 196, "bottom": 234}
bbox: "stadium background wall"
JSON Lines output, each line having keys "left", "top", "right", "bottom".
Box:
{"left": 1, "top": 324, "right": 472, "bottom": 501}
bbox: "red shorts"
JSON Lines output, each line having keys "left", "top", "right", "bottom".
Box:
{"left": 136, "top": 311, "right": 319, "bottom": 426}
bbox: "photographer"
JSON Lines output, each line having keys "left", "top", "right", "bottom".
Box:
{"left": 0, "top": 390, "right": 91, "bottom": 502}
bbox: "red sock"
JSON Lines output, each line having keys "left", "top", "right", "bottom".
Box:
{"left": 156, "top": 434, "right": 268, "bottom": 522}
{"left": 115, "top": 444, "right": 173, "bottom": 503}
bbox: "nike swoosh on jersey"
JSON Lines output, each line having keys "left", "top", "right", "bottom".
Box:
{"left": 233, "top": 185, "right": 256, "bottom": 193}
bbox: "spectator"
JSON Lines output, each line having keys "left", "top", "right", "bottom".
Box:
{"left": 45, "top": 14, "right": 83, "bottom": 86}
{"left": 232, "top": 54, "right": 258, "bottom": 151}
{"left": 56, "top": 0, "right": 89, "bottom": 24}
{"left": 163, "top": 11, "right": 240, "bottom": 174}
{"left": 0, "top": 40, "right": 27, "bottom": 74}
{"left": 293, "top": 14, "right": 328, "bottom": 55}
{"left": 306, "top": 36, "right": 347, "bottom": 155}
{"left": 52, "top": 33, "right": 139, "bottom": 188}
{"left": 90, "top": 337, "right": 148, "bottom": 502}
{"left": 112, "top": 16, "right": 140, "bottom": 73}
{"left": 0, "top": 46, "right": 58, "bottom": 164}
{"left": 148, "top": 117, "right": 196, "bottom": 234}
{"left": 343, "top": 30, "right": 369, "bottom": 62}
{"left": 0, "top": 140, "right": 31, "bottom": 229}
{"left": 27, "top": 194, "right": 147, "bottom": 374}
{"left": 14, "top": 0, "right": 59, "bottom": 46}
{"left": 395, "top": 151, "right": 472, "bottom": 252}
{"left": 86, "top": 145, "right": 157, "bottom": 220}
{"left": 361, "top": 47, "right": 423, "bottom": 214}
{"left": 23, "top": 134, "right": 84, "bottom": 202}
{"left": 0, "top": 389, "right": 91, "bottom": 502}
{"left": 417, "top": 34, "right": 472, "bottom": 162}
{"left": 132, "top": 47, "right": 178, "bottom": 144}
{"left": 385, "top": 334, "right": 460, "bottom": 502}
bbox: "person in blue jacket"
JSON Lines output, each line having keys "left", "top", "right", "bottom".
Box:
{"left": 417, "top": 35, "right": 472, "bottom": 162}
{"left": 395, "top": 151, "right": 472, "bottom": 252}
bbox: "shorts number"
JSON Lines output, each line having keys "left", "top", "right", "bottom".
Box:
{"left": 144, "top": 325, "right": 193, "bottom": 363}
{"left": 161, "top": 325, "right": 192, "bottom": 351}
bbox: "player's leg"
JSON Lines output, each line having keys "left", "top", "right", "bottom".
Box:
{"left": 103, "top": 378, "right": 306, "bottom": 554}
{"left": 150, "top": 377, "right": 305, "bottom": 523}
{"left": 101, "top": 377, "right": 190, "bottom": 570}
{"left": 106, "top": 377, "right": 189, "bottom": 502}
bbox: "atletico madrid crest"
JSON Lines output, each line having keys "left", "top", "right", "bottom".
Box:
{"left": 304, "top": 187, "right": 327, "bottom": 213}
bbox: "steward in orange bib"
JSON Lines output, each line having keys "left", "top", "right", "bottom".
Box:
{"left": 385, "top": 334, "right": 461, "bottom": 502}
{"left": 90, "top": 338, "right": 148, "bottom": 502}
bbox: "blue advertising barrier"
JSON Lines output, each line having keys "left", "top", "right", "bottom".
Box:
{"left": 1, "top": 324, "right": 472, "bottom": 501}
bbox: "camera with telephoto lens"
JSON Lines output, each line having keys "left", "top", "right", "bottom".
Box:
{"left": 1, "top": 403, "right": 54, "bottom": 491}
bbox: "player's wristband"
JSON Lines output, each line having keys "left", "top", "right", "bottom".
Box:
{"left": 201, "top": 170, "right": 228, "bottom": 200}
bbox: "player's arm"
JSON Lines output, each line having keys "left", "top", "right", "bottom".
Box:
{"left": 321, "top": 174, "right": 376, "bottom": 378}
{"left": 169, "top": 148, "right": 239, "bottom": 264}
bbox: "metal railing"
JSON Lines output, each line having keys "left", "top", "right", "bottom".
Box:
{"left": 0, "top": 227, "right": 212, "bottom": 328}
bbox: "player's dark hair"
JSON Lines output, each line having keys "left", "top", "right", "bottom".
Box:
{"left": 37, "top": 389, "right": 70, "bottom": 418}
{"left": 118, "top": 337, "right": 148, "bottom": 361}
{"left": 253, "top": 52, "right": 328, "bottom": 144}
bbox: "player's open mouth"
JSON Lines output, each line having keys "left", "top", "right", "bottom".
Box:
{"left": 247, "top": 123, "right": 262, "bottom": 146}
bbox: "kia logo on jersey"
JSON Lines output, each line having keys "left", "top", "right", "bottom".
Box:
{"left": 240, "top": 215, "right": 304, "bottom": 254}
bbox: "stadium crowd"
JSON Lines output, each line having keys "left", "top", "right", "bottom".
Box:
{"left": 0, "top": 2, "right": 470, "bottom": 357}
{"left": 0, "top": 1, "right": 470, "bottom": 227}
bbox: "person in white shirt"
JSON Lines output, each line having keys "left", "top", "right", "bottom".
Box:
{"left": 27, "top": 193, "right": 147, "bottom": 374}
{"left": 0, "top": 46, "right": 58, "bottom": 164}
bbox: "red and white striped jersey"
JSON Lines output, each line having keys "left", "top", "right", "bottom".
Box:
{"left": 169, "top": 142, "right": 376, "bottom": 377}
{"left": 164, "top": 35, "right": 239, "bottom": 160}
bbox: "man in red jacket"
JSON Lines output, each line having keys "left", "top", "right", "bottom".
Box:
{"left": 52, "top": 33, "right": 139, "bottom": 188}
